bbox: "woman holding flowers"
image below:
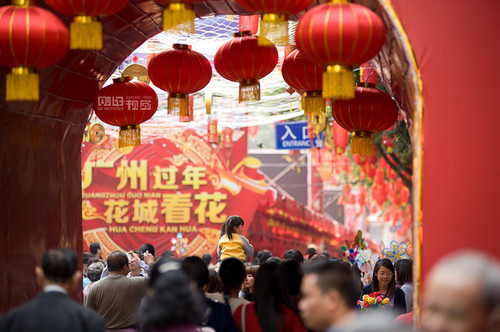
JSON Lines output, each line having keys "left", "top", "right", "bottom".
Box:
{"left": 358, "top": 258, "right": 406, "bottom": 314}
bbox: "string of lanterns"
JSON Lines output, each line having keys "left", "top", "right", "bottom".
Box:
{"left": 0, "top": 0, "right": 399, "bottom": 154}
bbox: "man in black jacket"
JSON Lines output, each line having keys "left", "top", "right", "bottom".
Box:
{"left": 0, "top": 248, "right": 105, "bottom": 332}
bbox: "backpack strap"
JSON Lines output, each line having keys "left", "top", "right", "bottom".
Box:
{"left": 241, "top": 303, "right": 248, "bottom": 332}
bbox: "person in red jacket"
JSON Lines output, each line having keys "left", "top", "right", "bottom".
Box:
{"left": 233, "top": 261, "right": 306, "bottom": 332}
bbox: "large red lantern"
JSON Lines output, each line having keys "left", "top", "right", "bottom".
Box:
{"left": 154, "top": 0, "right": 201, "bottom": 33}
{"left": 234, "top": 0, "right": 313, "bottom": 46}
{"left": 45, "top": 0, "right": 128, "bottom": 50}
{"left": 148, "top": 44, "right": 212, "bottom": 118}
{"left": 282, "top": 49, "right": 324, "bottom": 115}
{"left": 296, "top": 1, "right": 386, "bottom": 99}
{"left": 0, "top": 0, "right": 69, "bottom": 101}
{"left": 332, "top": 82, "right": 398, "bottom": 156}
{"left": 93, "top": 76, "right": 158, "bottom": 147}
{"left": 214, "top": 31, "right": 278, "bottom": 102}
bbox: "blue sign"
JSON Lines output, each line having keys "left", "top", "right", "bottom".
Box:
{"left": 275, "top": 121, "right": 324, "bottom": 150}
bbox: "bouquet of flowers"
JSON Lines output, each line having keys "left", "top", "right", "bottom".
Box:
{"left": 357, "top": 292, "right": 390, "bottom": 310}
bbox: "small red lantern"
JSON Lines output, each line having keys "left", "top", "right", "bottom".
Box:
{"left": 282, "top": 49, "right": 324, "bottom": 115}
{"left": 154, "top": 0, "right": 201, "bottom": 33}
{"left": 214, "top": 31, "right": 278, "bottom": 102}
{"left": 45, "top": 0, "right": 128, "bottom": 49}
{"left": 332, "top": 121, "right": 348, "bottom": 154}
{"left": 296, "top": 1, "right": 386, "bottom": 99}
{"left": 93, "top": 76, "right": 158, "bottom": 147}
{"left": 207, "top": 118, "right": 218, "bottom": 144}
{"left": 332, "top": 83, "right": 398, "bottom": 156}
{"left": 0, "top": 0, "right": 69, "bottom": 101}
{"left": 234, "top": 0, "right": 313, "bottom": 46}
{"left": 221, "top": 127, "right": 234, "bottom": 149}
{"left": 148, "top": 44, "right": 211, "bottom": 118}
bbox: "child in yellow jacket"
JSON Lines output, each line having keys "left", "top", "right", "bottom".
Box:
{"left": 217, "top": 215, "right": 254, "bottom": 261}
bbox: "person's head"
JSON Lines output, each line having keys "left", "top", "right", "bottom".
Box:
{"left": 254, "top": 261, "right": 296, "bottom": 332}
{"left": 35, "top": 248, "right": 81, "bottom": 292}
{"left": 309, "top": 253, "right": 329, "bottom": 262}
{"left": 299, "top": 260, "right": 358, "bottom": 331}
{"left": 244, "top": 265, "right": 259, "bottom": 292}
{"left": 219, "top": 258, "right": 246, "bottom": 302}
{"left": 281, "top": 258, "right": 303, "bottom": 297}
{"left": 139, "top": 243, "right": 155, "bottom": 257}
{"left": 267, "top": 256, "right": 282, "bottom": 264}
{"left": 107, "top": 251, "right": 129, "bottom": 275}
{"left": 206, "top": 268, "right": 223, "bottom": 294}
{"left": 89, "top": 242, "right": 102, "bottom": 257}
{"left": 307, "top": 247, "right": 317, "bottom": 260}
{"left": 202, "top": 253, "right": 212, "bottom": 266}
{"left": 87, "top": 261, "right": 105, "bottom": 282}
{"left": 181, "top": 256, "right": 209, "bottom": 289}
{"left": 141, "top": 259, "right": 204, "bottom": 330}
{"left": 284, "top": 249, "right": 304, "bottom": 264}
{"left": 394, "top": 259, "right": 412, "bottom": 286}
{"left": 129, "top": 250, "right": 143, "bottom": 276}
{"left": 422, "top": 251, "right": 500, "bottom": 332}
{"left": 222, "top": 215, "right": 244, "bottom": 240}
{"left": 372, "top": 258, "right": 396, "bottom": 295}
{"left": 83, "top": 252, "right": 93, "bottom": 273}
{"left": 257, "top": 250, "right": 272, "bottom": 264}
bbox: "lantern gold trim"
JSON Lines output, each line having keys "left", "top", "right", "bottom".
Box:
{"left": 352, "top": 131, "right": 375, "bottom": 156}
{"left": 322, "top": 64, "right": 354, "bottom": 99}
{"left": 303, "top": 91, "right": 325, "bottom": 115}
{"left": 119, "top": 124, "right": 141, "bottom": 148}
{"left": 163, "top": 3, "right": 195, "bottom": 34}
{"left": 168, "top": 92, "right": 189, "bottom": 116}
{"left": 259, "top": 13, "right": 288, "bottom": 46}
{"left": 239, "top": 79, "right": 260, "bottom": 103}
{"left": 70, "top": 15, "right": 102, "bottom": 50}
{"left": 6, "top": 67, "right": 39, "bottom": 101}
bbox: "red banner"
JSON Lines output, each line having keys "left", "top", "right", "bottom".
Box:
{"left": 82, "top": 130, "right": 268, "bottom": 258}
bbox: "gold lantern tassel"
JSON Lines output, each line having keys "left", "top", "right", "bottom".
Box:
{"left": 163, "top": 3, "right": 195, "bottom": 34}
{"left": 168, "top": 93, "right": 189, "bottom": 116}
{"left": 70, "top": 16, "right": 102, "bottom": 50}
{"left": 259, "top": 13, "right": 288, "bottom": 46}
{"left": 322, "top": 64, "right": 354, "bottom": 100}
{"left": 303, "top": 91, "right": 325, "bottom": 115}
{"left": 6, "top": 67, "right": 39, "bottom": 101}
{"left": 352, "top": 131, "right": 375, "bottom": 156}
{"left": 119, "top": 125, "right": 141, "bottom": 148}
{"left": 239, "top": 79, "right": 260, "bottom": 102}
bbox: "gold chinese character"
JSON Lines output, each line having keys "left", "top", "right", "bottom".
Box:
{"left": 116, "top": 160, "right": 148, "bottom": 191}
{"left": 161, "top": 193, "right": 192, "bottom": 224}
{"left": 194, "top": 192, "right": 227, "bottom": 224}
{"left": 82, "top": 160, "right": 115, "bottom": 190}
{"left": 104, "top": 199, "right": 129, "bottom": 224}
{"left": 182, "top": 166, "right": 207, "bottom": 190}
{"left": 132, "top": 199, "right": 159, "bottom": 224}
{"left": 153, "top": 166, "right": 178, "bottom": 190}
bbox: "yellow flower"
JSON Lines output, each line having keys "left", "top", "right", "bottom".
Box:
{"left": 368, "top": 297, "right": 376, "bottom": 305}
{"left": 363, "top": 295, "right": 369, "bottom": 301}
{"left": 382, "top": 298, "right": 390, "bottom": 305}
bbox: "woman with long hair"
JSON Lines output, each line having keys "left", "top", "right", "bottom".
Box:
{"left": 359, "top": 258, "right": 406, "bottom": 314}
{"left": 218, "top": 216, "right": 254, "bottom": 261}
{"left": 233, "top": 261, "right": 306, "bottom": 332}
{"left": 394, "top": 259, "right": 413, "bottom": 312}
{"left": 240, "top": 265, "right": 259, "bottom": 301}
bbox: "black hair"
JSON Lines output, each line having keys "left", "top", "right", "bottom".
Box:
{"left": 242, "top": 265, "right": 259, "bottom": 301}
{"left": 89, "top": 242, "right": 101, "bottom": 255}
{"left": 141, "top": 260, "right": 204, "bottom": 331}
{"left": 372, "top": 258, "right": 396, "bottom": 296}
{"left": 202, "top": 253, "right": 212, "bottom": 266}
{"left": 87, "top": 262, "right": 105, "bottom": 282}
{"left": 181, "top": 256, "right": 209, "bottom": 288}
{"left": 256, "top": 250, "right": 272, "bottom": 264}
{"left": 281, "top": 259, "right": 303, "bottom": 297}
{"left": 221, "top": 215, "right": 244, "bottom": 241}
{"left": 350, "top": 263, "right": 363, "bottom": 296}
{"left": 83, "top": 252, "right": 93, "bottom": 265}
{"left": 284, "top": 249, "right": 304, "bottom": 264}
{"left": 254, "top": 261, "right": 297, "bottom": 332}
{"left": 303, "top": 260, "right": 358, "bottom": 308}
{"left": 107, "top": 251, "right": 128, "bottom": 272}
{"left": 219, "top": 258, "right": 246, "bottom": 306}
{"left": 139, "top": 243, "right": 155, "bottom": 257}
{"left": 42, "top": 248, "right": 78, "bottom": 284}
{"left": 206, "top": 268, "right": 223, "bottom": 293}
{"left": 394, "top": 259, "right": 412, "bottom": 286}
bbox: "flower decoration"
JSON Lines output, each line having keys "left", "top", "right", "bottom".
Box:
{"left": 340, "top": 244, "right": 358, "bottom": 264}
{"left": 170, "top": 232, "right": 188, "bottom": 256}
{"left": 382, "top": 240, "right": 410, "bottom": 262}
{"left": 357, "top": 292, "right": 390, "bottom": 310}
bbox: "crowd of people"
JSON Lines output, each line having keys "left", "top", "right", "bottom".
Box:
{"left": 1, "top": 215, "right": 499, "bottom": 332}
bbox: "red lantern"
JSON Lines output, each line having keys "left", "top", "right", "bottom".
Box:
{"left": 282, "top": 49, "right": 324, "bottom": 115}
{"left": 93, "top": 76, "right": 158, "bottom": 147}
{"left": 214, "top": 31, "right": 278, "bottom": 102}
{"left": 207, "top": 118, "right": 218, "bottom": 144}
{"left": 153, "top": 0, "right": 201, "bottom": 33}
{"left": 148, "top": 44, "right": 211, "bottom": 118}
{"left": 296, "top": 1, "right": 385, "bottom": 99}
{"left": 383, "top": 131, "right": 396, "bottom": 153}
{"left": 45, "top": 0, "right": 128, "bottom": 49}
{"left": 234, "top": 0, "right": 313, "bottom": 46}
{"left": 0, "top": 1, "right": 69, "bottom": 101}
{"left": 332, "top": 121, "right": 348, "bottom": 154}
{"left": 332, "top": 83, "right": 398, "bottom": 155}
{"left": 221, "top": 128, "right": 234, "bottom": 149}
